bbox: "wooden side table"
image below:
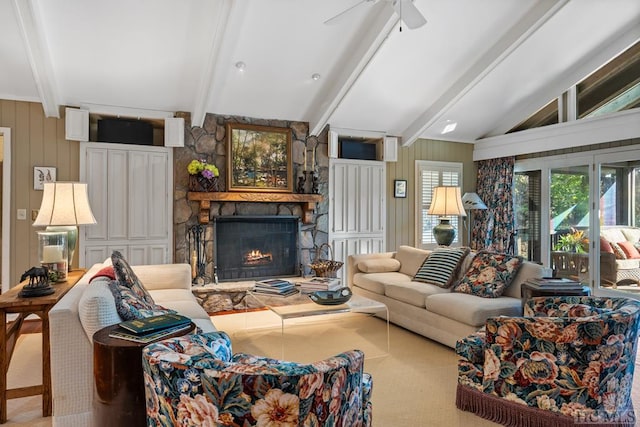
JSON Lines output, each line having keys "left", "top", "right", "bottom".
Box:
{"left": 93, "top": 322, "right": 195, "bottom": 426}
{"left": 0, "top": 269, "right": 85, "bottom": 423}
{"left": 521, "top": 281, "right": 591, "bottom": 306}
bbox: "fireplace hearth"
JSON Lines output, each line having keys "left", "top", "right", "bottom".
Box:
{"left": 214, "top": 216, "right": 300, "bottom": 281}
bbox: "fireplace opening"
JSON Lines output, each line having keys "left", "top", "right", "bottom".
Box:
{"left": 214, "top": 216, "right": 300, "bottom": 281}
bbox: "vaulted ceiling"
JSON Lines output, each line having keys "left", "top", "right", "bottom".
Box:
{"left": 1, "top": 0, "right": 639, "bottom": 145}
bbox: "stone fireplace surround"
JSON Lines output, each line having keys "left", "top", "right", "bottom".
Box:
{"left": 174, "top": 113, "right": 329, "bottom": 284}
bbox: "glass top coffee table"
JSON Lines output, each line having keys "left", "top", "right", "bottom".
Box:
{"left": 246, "top": 290, "right": 389, "bottom": 358}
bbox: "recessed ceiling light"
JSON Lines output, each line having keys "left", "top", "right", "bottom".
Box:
{"left": 312, "top": 73, "right": 321, "bottom": 81}
{"left": 441, "top": 121, "right": 457, "bottom": 134}
{"left": 235, "top": 61, "right": 246, "bottom": 71}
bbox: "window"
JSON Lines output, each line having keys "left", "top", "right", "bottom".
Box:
{"left": 415, "top": 161, "right": 463, "bottom": 247}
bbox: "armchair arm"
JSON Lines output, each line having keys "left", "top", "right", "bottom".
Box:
{"left": 347, "top": 252, "right": 395, "bottom": 287}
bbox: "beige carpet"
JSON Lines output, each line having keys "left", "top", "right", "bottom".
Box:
{"left": 6, "top": 311, "right": 640, "bottom": 426}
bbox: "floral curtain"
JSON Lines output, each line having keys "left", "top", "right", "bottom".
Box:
{"left": 472, "top": 156, "right": 515, "bottom": 254}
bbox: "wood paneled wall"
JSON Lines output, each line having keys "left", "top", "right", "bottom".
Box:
{"left": 0, "top": 100, "right": 79, "bottom": 286}
{"left": 386, "top": 139, "right": 475, "bottom": 251}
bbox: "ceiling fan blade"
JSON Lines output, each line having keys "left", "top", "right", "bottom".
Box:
{"left": 324, "top": 0, "right": 370, "bottom": 25}
{"left": 392, "top": 0, "right": 427, "bottom": 29}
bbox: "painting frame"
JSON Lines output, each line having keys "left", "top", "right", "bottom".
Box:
{"left": 34, "top": 166, "right": 56, "bottom": 190}
{"left": 227, "top": 123, "right": 293, "bottom": 193}
{"left": 394, "top": 179, "right": 407, "bottom": 198}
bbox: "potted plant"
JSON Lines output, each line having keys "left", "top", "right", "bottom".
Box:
{"left": 188, "top": 159, "right": 220, "bottom": 192}
{"left": 554, "top": 228, "right": 589, "bottom": 253}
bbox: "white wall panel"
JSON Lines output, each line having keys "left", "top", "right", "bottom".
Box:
{"left": 107, "top": 150, "right": 128, "bottom": 240}
{"left": 84, "top": 148, "right": 108, "bottom": 240}
{"left": 128, "top": 151, "right": 148, "bottom": 239}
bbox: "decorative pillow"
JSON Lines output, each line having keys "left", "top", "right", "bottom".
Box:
{"left": 90, "top": 266, "right": 116, "bottom": 282}
{"left": 358, "top": 258, "right": 401, "bottom": 273}
{"left": 111, "top": 251, "right": 155, "bottom": 306}
{"left": 108, "top": 280, "right": 174, "bottom": 321}
{"left": 452, "top": 251, "right": 523, "bottom": 298}
{"left": 618, "top": 241, "right": 640, "bottom": 259}
{"left": 599, "top": 237, "right": 614, "bottom": 254}
{"left": 610, "top": 242, "right": 627, "bottom": 260}
{"left": 79, "top": 277, "right": 122, "bottom": 342}
{"left": 413, "top": 247, "right": 470, "bottom": 288}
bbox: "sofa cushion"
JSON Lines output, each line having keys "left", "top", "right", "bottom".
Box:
{"left": 621, "top": 228, "right": 640, "bottom": 243}
{"left": 395, "top": 245, "right": 431, "bottom": 276}
{"left": 616, "top": 258, "right": 640, "bottom": 270}
{"left": 78, "top": 278, "right": 122, "bottom": 342}
{"left": 426, "top": 293, "right": 522, "bottom": 327}
{"left": 414, "top": 247, "right": 469, "bottom": 288}
{"left": 111, "top": 250, "right": 155, "bottom": 305}
{"left": 357, "top": 258, "right": 401, "bottom": 273}
{"left": 452, "top": 251, "right": 523, "bottom": 298}
{"left": 384, "top": 282, "right": 450, "bottom": 308}
{"left": 618, "top": 241, "right": 640, "bottom": 259}
{"left": 352, "top": 272, "right": 411, "bottom": 295}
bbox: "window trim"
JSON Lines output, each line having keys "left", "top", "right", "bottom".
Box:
{"left": 414, "top": 160, "right": 463, "bottom": 248}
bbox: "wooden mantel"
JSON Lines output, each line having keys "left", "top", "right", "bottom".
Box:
{"left": 188, "top": 192, "right": 323, "bottom": 224}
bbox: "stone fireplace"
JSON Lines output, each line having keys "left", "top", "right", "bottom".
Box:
{"left": 173, "top": 113, "right": 329, "bottom": 284}
{"left": 214, "top": 216, "right": 300, "bottom": 281}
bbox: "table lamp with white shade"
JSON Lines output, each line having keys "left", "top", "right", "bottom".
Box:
{"left": 33, "top": 182, "right": 97, "bottom": 270}
{"left": 428, "top": 186, "right": 466, "bottom": 246}
{"left": 462, "top": 192, "right": 487, "bottom": 249}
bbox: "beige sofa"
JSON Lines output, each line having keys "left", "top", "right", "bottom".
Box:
{"left": 49, "top": 261, "right": 216, "bottom": 427}
{"left": 347, "top": 246, "right": 544, "bottom": 348}
{"left": 600, "top": 226, "right": 640, "bottom": 286}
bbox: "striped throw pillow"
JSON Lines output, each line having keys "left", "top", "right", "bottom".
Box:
{"left": 414, "top": 247, "right": 470, "bottom": 288}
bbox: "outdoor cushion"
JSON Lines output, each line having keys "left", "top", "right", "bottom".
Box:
{"left": 600, "top": 236, "right": 614, "bottom": 253}
{"left": 611, "top": 242, "right": 627, "bottom": 259}
{"left": 621, "top": 227, "right": 640, "bottom": 243}
{"left": 618, "top": 241, "right": 640, "bottom": 259}
{"left": 452, "top": 251, "right": 523, "bottom": 298}
{"left": 600, "top": 228, "right": 627, "bottom": 244}
{"left": 414, "top": 247, "right": 469, "bottom": 288}
{"left": 395, "top": 245, "right": 431, "bottom": 276}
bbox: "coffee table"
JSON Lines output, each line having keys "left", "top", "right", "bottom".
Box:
{"left": 246, "top": 290, "right": 389, "bottom": 358}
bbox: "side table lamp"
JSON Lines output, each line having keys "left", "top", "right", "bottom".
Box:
{"left": 33, "top": 182, "right": 97, "bottom": 271}
{"left": 462, "top": 192, "right": 487, "bottom": 249}
{"left": 428, "top": 186, "right": 466, "bottom": 246}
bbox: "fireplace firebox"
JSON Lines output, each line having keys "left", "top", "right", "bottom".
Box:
{"left": 214, "top": 216, "right": 300, "bottom": 281}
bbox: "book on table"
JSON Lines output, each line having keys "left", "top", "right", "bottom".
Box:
{"left": 298, "top": 277, "right": 342, "bottom": 293}
{"left": 526, "top": 277, "right": 584, "bottom": 289}
{"left": 119, "top": 313, "right": 191, "bottom": 335}
{"left": 252, "top": 287, "right": 299, "bottom": 298}
{"left": 254, "top": 278, "right": 295, "bottom": 295}
{"left": 109, "top": 322, "right": 192, "bottom": 344}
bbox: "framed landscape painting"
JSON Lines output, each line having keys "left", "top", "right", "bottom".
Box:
{"left": 227, "top": 123, "right": 293, "bottom": 192}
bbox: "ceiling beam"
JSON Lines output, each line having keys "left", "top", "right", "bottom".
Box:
{"left": 485, "top": 22, "right": 640, "bottom": 137}
{"left": 191, "top": 0, "right": 235, "bottom": 128}
{"left": 400, "top": 0, "right": 570, "bottom": 147}
{"left": 307, "top": 4, "right": 398, "bottom": 137}
{"left": 12, "top": 0, "right": 60, "bottom": 118}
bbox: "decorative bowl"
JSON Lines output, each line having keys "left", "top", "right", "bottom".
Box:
{"left": 309, "top": 287, "right": 352, "bottom": 305}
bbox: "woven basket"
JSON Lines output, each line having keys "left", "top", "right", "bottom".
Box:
{"left": 189, "top": 175, "right": 219, "bottom": 192}
{"left": 309, "top": 243, "right": 343, "bottom": 278}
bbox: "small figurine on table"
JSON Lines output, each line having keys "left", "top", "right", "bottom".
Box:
{"left": 297, "top": 175, "right": 306, "bottom": 194}
{"left": 19, "top": 266, "right": 54, "bottom": 297}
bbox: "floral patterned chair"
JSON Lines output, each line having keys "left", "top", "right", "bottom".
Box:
{"left": 456, "top": 296, "right": 640, "bottom": 426}
{"left": 142, "top": 331, "right": 373, "bottom": 426}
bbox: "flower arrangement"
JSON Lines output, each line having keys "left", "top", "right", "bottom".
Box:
{"left": 554, "top": 228, "right": 589, "bottom": 253}
{"left": 187, "top": 159, "right": 219, "bottom": 179}
{"left": 188, "top": 159, "right": 220, "bottom": 192}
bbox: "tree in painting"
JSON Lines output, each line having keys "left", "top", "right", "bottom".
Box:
{"left": 231, "top": 126, "right": 289, "bottom": 190}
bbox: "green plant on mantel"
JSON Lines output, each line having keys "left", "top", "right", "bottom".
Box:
{"left": 554, "top": 228, "right": 589, "bottom": 253}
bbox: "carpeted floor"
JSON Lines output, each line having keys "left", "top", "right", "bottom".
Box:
{"left": 5, "top": 311, "right": 640, "bottom": 426}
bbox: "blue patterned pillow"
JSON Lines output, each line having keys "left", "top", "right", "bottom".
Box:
{"left": 108, "top": 280, "right": 174, "bottom": 321}
{"left": 111, "top": 251, "right": 155, "bottom": 306}
{"left": 414, "top": 247, "right": 470, "bottom": 288}
{"left": 452, "top": 251, "right": 523, "bottom": 298}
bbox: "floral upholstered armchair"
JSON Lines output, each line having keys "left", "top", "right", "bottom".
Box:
{"left": 142, "top": 331, "right": 373, "bottom": 426}
{"left": 456, "top": 296, "right": 640, "bottom": 426}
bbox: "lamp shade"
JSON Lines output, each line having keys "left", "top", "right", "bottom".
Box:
{"left": 428, "top": 186, "right": 467, "bottom": 217}
{"left": 461, "top": 192, "right": 488, "bottom": 210}
{"left": 33, "top": 182, "right": 97, "bottom": 226}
